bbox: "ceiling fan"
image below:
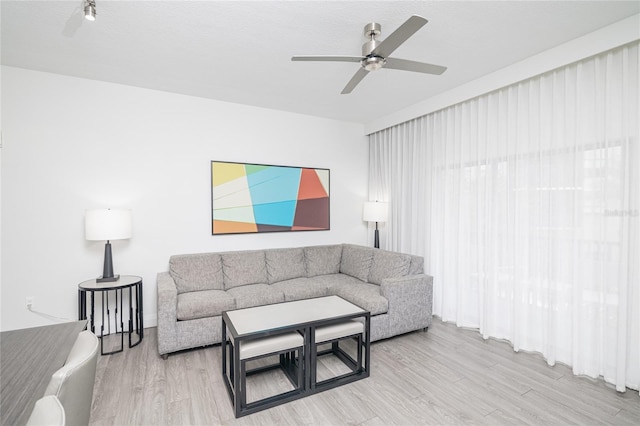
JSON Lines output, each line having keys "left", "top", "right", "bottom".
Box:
{"left": 291, "top": 15, "right": 447, "bottom": 94}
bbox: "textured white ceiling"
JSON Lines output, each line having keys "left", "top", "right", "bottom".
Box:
{"left": 2, "top": 1, "right": 639, "bottom": 124}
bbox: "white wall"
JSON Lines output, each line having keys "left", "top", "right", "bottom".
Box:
{"left": 365, "top": 14, "right": 640, "bottom": 134}
{"left": 0, "top": 66, "right": 368, "bottom": 331}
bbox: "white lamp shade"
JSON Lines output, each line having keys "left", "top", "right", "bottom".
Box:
{"left": 85, "top": 209, "right": 132, "bottom": 241}
{"left": 363, "top": 202, "right": 388, "bottom": 223}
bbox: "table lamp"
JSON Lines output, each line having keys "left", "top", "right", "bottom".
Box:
{"left": 363, "top": 201, "right": 388, "bottom": 249}
{"left": 85, "top": 208, "right": 132, "bottom": 282}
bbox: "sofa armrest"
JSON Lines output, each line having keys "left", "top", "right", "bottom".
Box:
{"left": 157, "top": 272, "right": 178, "bottom": 355}
{"left": 380, "top": 273, "right": 433, "bottom": 331}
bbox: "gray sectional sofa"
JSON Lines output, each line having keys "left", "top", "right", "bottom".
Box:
{"left": 157, "top": 243, "right": 433, "bottom": 357}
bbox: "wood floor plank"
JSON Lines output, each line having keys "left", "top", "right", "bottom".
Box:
{"left": 165, "top": 350, "right": 190, "bottom": 404}
{"left": 308, "top": 383, "right": 378, "bottom": 424}
{"left": 522, "top": 388, "right": 600, "bottom": 424}
{"left": 167, "top": 398, "right": 192, "bottom": 425}
{"left": 88, "top": 318, "right": 640, "bottom": 425}
{"left": 135, "top": 329, "right": 167, "bottom": 426}
{"left": 491, "top": 360, "right": 630, "bottom": 423}
{"left": 484, "top": 408, "right": 536, "bottom": 426}
{"left": 369, "top": 358, "right": 426, "bottom": 400}
{"left": 614, "top": 407, "right": 640, "bottom": 425}
{"left": 558, "top": 373, "right": 640, "bottom": 415}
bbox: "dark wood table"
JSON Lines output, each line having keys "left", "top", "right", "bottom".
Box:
{"left": 0, "top": 320, "right": 87, "bottom": 426}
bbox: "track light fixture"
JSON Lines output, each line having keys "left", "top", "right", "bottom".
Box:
{"left": 84, "top": 0, "right": 96, "bottom": 21}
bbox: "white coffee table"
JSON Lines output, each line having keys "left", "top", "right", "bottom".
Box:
{"left": 221, "top": 295, "right": 371, "bottom": 417}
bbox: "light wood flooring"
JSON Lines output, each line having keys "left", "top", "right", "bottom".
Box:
{"left": 90, "top": 318, "right": 640, "bottom": 425}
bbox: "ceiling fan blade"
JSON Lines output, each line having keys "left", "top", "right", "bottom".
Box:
{"left": 384, "top": 58, "right": 447, "bottom": 75}
{"left": 372, "top": 15, "right": 428, "bottom": 58}
{"left": 291, "top": 56, "right": 363, "bottom": 63}
{"left": 341, "top": 67, "right": 369, "bottom": 94}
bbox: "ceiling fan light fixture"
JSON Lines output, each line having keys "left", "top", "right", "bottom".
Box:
{"left": 84, "top": 0, "right": 96, "bottom": 21}
{"left": 362, "top": 56, "right": 386, "bottom": 72}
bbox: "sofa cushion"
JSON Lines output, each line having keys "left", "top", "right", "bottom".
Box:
{"left": 222, "top": 251, "right": 267, "bottom": 290}
{"left": 176, "top": 289, "right": 235, "bottom": 321}
{"left": 368, "top": 250, "right": 411, "bottom": 285}
{"left": 270, "top": 277, "right": 329, "bottom": 302}
{"left": 266, "top": 248, "right": 306, "bottom": 284}
{"left": 340, "top": 244, "right": 374, "bottom": 282}
{"left": 169, "top": 253, "right": 224, "bottom": 293}
{"left": 333, "top": 283, "right": 389, "bottom": 316}
{"left": 226, "top": 284, "right": 285, "bottom": 309}
{"left": 408, "top": 255, "right": 424, "bottom": 275}
{"left": 311, "top": 273, "right": 365, "bottom": 294}
{"left": 304, "top": 245, "right": 342, "bottom": 277}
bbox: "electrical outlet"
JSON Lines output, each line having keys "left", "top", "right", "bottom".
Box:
{"left": 26, "top": 297, "right": 33, "bottom": 310}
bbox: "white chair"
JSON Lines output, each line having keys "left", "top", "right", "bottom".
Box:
{"left": 43, "top": 330, "right": 99, "bottom": 426}
{"left": 26, "top": 395, "right": 65, "bottom": 426}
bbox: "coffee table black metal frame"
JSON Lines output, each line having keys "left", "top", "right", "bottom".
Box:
{"left": 221, "top": 296, "right": 371, "bottom": 418}
{"left": 78, "top": 275, "right": 143, "bottom": 355}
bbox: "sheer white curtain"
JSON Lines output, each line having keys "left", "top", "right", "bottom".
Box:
{"left": 369, "top": 42, "right": 639, "bottom": 392}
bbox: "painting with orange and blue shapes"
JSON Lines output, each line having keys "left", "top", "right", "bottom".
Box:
{"left": 211, "top": 161, "right": 330, "bottom": 234}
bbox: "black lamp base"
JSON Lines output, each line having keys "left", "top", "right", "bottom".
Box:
{"left": 97, "top": 240, "right": 119, "bottom": 283}
{"left": 373, "top": 222, "right": 380, "bottom": 249}
{"left": 97, "top": 274, "right": 120, "bottom": 283}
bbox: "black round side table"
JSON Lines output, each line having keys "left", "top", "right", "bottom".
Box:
{"left": 78, "top": 275, "right": 143, "bottom": 355}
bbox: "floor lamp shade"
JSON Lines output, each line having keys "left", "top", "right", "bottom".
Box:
{"left": 363, "top": 202, "right": 388, "bottom": 248}
{"left": 363, "top": 202, "right": 389, "bottom": 223}
{"left": 85, "top": 209, "right": 132, "bottom": 282}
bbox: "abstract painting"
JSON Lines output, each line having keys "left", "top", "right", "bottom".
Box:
{"left": 211, "top": 161, "right": 330, "bottom": 234}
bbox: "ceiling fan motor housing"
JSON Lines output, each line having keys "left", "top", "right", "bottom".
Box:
{"left": 362, "top": 22, "right": 385, "bottom": 70}
{"left": 361, "top": 56, "right": 386, "bottom": 71}
{"left": 363, "top": 22, "right": 382, "bottom": 38}
{"left": 362, "top": 39, "right": 382, "bottom": 56}
{"left": 362, "top": 22, "right": 382, "bottom": 56}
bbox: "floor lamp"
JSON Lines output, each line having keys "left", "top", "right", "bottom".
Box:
{"left": 363, "top": 201, "right": 388, "bottom": 249}
{"left": 85, "top": 208, "right": 132, "bottom": 282}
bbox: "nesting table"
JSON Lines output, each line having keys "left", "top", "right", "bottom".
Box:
{"left": 222, "top": 295, "right": 370, "bottom": 417}
{"left": 78, "top": 275, "right": 143, "bottom": 355}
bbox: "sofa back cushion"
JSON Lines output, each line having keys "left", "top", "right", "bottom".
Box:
{"left": 304, "top": 245, "right": 342, "bottom": 277}
{"left": 368, "top": 250, "right": 411, "bottom": 285}
{"left": 221, "top": 250, "right": 267, "bottom": 289}
{"left": 266, "top": 248, "right": 306, "bottom": 284}
{"left": 169, "top": 253, "right": 224, "bottom": 293}
{"left": 408, "top": 255, "right": 424, "bottom": 275}
{"left": 339, "top": 244, "right": 374, "bottom": 282}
